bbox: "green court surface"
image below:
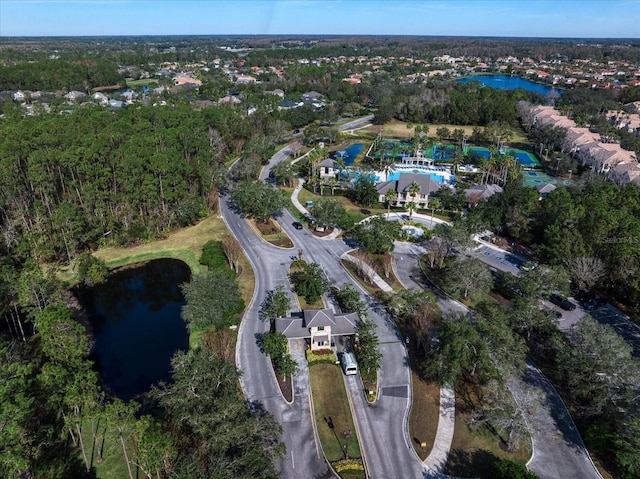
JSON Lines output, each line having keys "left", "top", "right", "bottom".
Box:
{"left": 465, "top": 146, "right": 542, "bottom": 168}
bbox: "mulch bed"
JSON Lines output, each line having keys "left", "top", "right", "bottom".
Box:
{"left": 270, "top": 237, "right": 294, "bottom": 248}
{"left": 312, "top": 226, "right": 334, "bottom": 238}
{"left": 273, "top": 364, "right": 293, "bottom": 402}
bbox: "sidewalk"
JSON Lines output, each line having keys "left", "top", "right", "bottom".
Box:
{"left": 340, "top": 251, "right": 393, "bottom": 293}
{"left": 291, "top": 177, "right": 342, "bottom": 240}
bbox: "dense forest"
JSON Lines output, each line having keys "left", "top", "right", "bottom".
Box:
{"left": 2, "top": 34, "right": 640, "bottom": 479}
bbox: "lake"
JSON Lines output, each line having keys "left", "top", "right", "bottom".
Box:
{"left": 457, "top": 75, "right": 562, "bottom": 97}
{"left": 78, "top": 258, "right": 190, "bottom": 401}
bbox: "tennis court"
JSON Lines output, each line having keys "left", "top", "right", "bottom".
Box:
{"left": 466, "top": 146, "right": 542, "bottom": 167}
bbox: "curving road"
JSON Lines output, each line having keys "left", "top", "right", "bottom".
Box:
{"left": 392, "top": 241, "right": 602, "bottom": 479}
{"left": 225, "top": 140, "right": 429, "bottom": 478}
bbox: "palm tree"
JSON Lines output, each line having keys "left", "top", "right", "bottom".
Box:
{"left": 328, "top": 177, "right": 338, "bottom": 196}
{"left": 386, "top": 189, "right": 397, "bottom": 215}
{"left": 429, "top": 198, "right": 441, "bottom": 228}
{"left": 453, "top": 150, "right": 466, "bottom": 174}
{"left": 407, "top": 201, "right": 417, "bottom": 219}
{"left": 408, "top": 181, "right": 421, "bottom": 203}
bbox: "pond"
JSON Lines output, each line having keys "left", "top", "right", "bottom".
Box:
{"left": 331, "top": 143, "right": 364, "bottom": 166}
{"left": 78, "top": 258, "right": 190, "bottom": 401}
{"left": 457, "top": 74, "right": 562, "bottom": 97}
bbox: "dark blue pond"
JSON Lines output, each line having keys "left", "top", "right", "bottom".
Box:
{"left": 80, "top": 258, "right": 190, "bottom": 401}
{"left": 457, "top": 75, "right": 562, "bottom": 97}
{"left": 331, "top": 143, "right": 364, "bottom": 166}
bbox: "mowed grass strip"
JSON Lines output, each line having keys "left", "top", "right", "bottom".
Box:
{"left": 409, "top": 371, "right": 440, "bottom": 460}
{"left": 309, "top": 363, "right": 363, "bottom": 463}
{"left": 94, "top": 215, "right": 224, "bottom": 273}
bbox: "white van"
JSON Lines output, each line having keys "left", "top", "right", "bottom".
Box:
{"left": 340, "top": 352, "right": 358, "bottom": 376}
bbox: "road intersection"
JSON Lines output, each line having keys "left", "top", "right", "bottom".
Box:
{"left": 224, "top": 138, "right": 604, "bottom": 479}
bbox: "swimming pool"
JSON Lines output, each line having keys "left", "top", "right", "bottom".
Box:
{"left": 386, "top": 171, "right": 448, "bottom": 184}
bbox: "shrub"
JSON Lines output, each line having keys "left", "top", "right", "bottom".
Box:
{"left": 200, "top": 240, "right": 228, "bottom": 270}
{"left": 333, "top": 458, "right": 365, "bottom": 474}
{"left": 306, "top": 349, "right": 338, "bottom": 365}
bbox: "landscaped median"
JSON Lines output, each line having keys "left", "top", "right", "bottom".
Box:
{"left": 308, "top": 355, "right": 366, "bottom": 479}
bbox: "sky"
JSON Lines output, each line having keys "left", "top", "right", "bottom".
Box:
{"left": 1, "top": 0, "right": 639, "bottom": 38}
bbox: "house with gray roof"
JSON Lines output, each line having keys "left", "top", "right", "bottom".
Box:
{"left": 302, "top": 91, "right": 323, "bottom": 103}
{"left": 318, "top": 157, "right": 337, "bottom": 179}
{"left": 535, "top": 182, "right": 557, "bottom": 198}
{"left": 376, "top": 172, "right": 444, "bottom": 208}
{"left": 464, "top": 183, "right": 503, "bottom": 206}
{"left": 275, "top": 308, "right": 358, "bottom": 351}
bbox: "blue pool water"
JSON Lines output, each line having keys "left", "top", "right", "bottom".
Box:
{"left": 457, "top": 75, "right": 562, "bottom": 97}
{"left": 332, "top": 143, "right": 364, "bottom": 166}
{"left": 387, "top": 171, "right": 447, "bottom": 184}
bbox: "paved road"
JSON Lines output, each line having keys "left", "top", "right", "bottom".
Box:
{"left": 227, "top": 146, "right": 427, "bottom": 478}
{"left": 223, "top": 197, "right": 333, "bottom": 479}
{"left": 277, "top": 212, "right": 428, "bottom": 479}
{"left": 337, "top": 114, "right": 374, "bottom": 132}
{"left": 392, "top": 241, "right": 602, "bottom": 479}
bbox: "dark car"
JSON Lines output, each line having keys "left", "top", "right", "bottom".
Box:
{"left": 292, "top": 221, "right": 303, "bottom": 230}
{"left": 549, "top": 293, "right": 576, "bottom": 311}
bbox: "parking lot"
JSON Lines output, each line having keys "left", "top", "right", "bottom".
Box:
{"left": 471, "top": 244, "right": 524, "bottom": 275}
{"left": 546, "top": 299, "right": 640, "bottom": 357}
{"left": 590, "top": 304, "right": 640, "bottom": 356}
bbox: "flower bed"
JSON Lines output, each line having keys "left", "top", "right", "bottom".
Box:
{"left": 306, "top": 349, "right": 337, "bottom": 365}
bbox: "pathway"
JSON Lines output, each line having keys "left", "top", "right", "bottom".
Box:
{"left": 392, "top": 241, "right": 603, "bottom": 479}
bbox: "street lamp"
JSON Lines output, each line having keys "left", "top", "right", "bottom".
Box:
{"left": 343, "top": 430, "right": 351, "bottom": 459}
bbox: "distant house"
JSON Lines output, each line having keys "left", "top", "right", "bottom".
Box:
{"left": 376, "top": 172, "right": 444, "bottom": 208}
{"left": 318, "top": 158, "right": 337, "bottom": 179}
{"left": 64, "top": 90, "right": 87, "bottom": 102}
{"left": 108, "top": 99, "right": 124, "bottom": 109}
{"left": 92, "top": 92, "right": 109, "bottom": 105}
{"left": 266, "top": 88, "right": 285, "bottom": 98}
{"left": 275, "top": 308, "right": 358, "bottom": 351}
{"left": 233, "top": 74, "right": 257, "bottom": 84}
{"left": 464, "top": 183, "right": 504, "bottom": 206}
{"left": 278, "top": 99, "right": 302, "bottom": 110}
{"left": 173, "top": 75, "right": 202, "bottom": 87}
{"left": 302, "top": 91, "right": 323, "bottom": 103}
{"left": 218, "top": 94, "right": 242, "bottom": 106}
{"left": 535, "top": 182, "right": 557, "bottom": 198}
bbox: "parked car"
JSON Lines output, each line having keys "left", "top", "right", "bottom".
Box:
{"left": 292, "top": 221, "right": 303, "bottom": 230}
{"left": 549, "top": 293, "right": 576, "bottom": 311}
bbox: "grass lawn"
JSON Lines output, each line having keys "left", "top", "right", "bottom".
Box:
{"left": 79, "top": 419, "right": 132, "bottom": 479}
{"left": 296, "top": 187, "right": 387, "bottom": 220}
{"left": 444, "top": 385, "right": 531, "bottom": 479}
{"left": 359, "top": 119, "right": 530, "bottom": 146}
{"left": 309, "top": 363, "right": 363, "bottom": 464}
{"left": 93, "top": 215, "right": 225, "bottom": 273}
{"left": 125, "top": 78, "right": 159, "bottom": 87}
{"left": 409, "top": 372, "right": 440, "bottom": 460}
{"left": 92, "top": 214, "right": 255, "bottom": 348}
